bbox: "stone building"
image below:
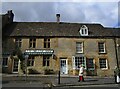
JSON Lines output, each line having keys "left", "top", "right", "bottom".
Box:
{"left": 2, "top": 11, "right": 120, "bottom": 76}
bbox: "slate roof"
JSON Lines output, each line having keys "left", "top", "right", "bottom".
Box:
{"left": 3, "top": 22, "right": 120, "bottom": 37}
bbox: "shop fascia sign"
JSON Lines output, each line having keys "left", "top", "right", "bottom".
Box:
{"left": 25, "top": 49, "right": 54, "bottom": 54}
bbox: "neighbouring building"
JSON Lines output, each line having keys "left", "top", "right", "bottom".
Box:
{"left": 2, "top": 10, "right": 120, "bottom": 77}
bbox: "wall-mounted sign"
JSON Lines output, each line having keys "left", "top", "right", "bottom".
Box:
{"left": 25, "top": 49, "right": 54, "bottom": 55}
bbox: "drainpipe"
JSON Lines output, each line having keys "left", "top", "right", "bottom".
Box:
{"left": 58, "top": 58, "right": 60, "bottom": 84}
{"left": 114, "top": 37, "right": 119, "bottom": 69}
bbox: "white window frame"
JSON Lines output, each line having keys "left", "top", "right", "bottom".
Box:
{"left": 72, "top": 56, "right": 86, "bottom": 70}
{"left": 76, "top": 42, "right": 83, "bottom": 53}
{"left": 98, "top": 42, "right": 106, "bottom": 53}
{"left": 79, "top": 25, "right": 88, "bottom": 36}
{"left": 99, "top": 58, "right": 108, "bottom": 70}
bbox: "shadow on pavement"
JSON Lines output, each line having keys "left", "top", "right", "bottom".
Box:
{"left": 84, "top": 79, "right": 98, "bottom": 82}
{"left": 2, "top": 81, "right": 9, "bottom": 84}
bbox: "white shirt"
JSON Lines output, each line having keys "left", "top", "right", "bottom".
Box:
{"left": 79, "top": 66, "right": 84, "bottom": 76}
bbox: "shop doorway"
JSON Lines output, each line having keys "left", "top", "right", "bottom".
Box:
{"left": 12, "top": 60, "right": 18, "bottom": 73}
{"left": 86, "top": 58, "right": 95, "bottom": 76}
{"left": 60, "top": 59, "right": 68, "bottom": 74}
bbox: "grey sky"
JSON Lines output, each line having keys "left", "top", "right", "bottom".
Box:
{"left": 1, "top": 2, "right": 119, "bottom": 27}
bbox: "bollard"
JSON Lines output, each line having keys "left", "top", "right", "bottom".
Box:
{"left": 116, "top": 75, "right": 120, "bottom": 83}
{"left": 58, "top": 71, "right": 60, "bottom": 84}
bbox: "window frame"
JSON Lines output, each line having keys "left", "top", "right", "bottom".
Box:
{"left": 15, "top": 38, "right": 22, "bottom": 48}
{"left": 72, "top": 56, "right": 86, "bottom": 70}
{"left": 76, "top": 42, "right": 84, "bottom": 53}
{"left": 98, "top": 42, "right": 106, "bottom": 53}
{"left": 79, "top": 25, "right": 88, "bottom": 36}
{"left": 44, "top": 38, "right": 50, "bottom": 48}
{"left": 27, "top": 56, "right": 34, "bottom": 66}
{"left": 99, "top": 58, "right": 108, "bottom": 70}
{"left": 2, "top": 57, "right": 8, "bottom": 67}
{"left": 29, "top": 38, "right": 36, "bottom": 48}
{"left": 43, "top": 56, "right": 50, "bottom": 67}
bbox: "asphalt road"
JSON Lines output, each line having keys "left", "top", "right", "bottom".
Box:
{"left": 2, "top": 75, "right": 119, "bottom": 89}
{"left": 53, "top": 84, "right": 120, "bottom": 89}
{"left": 2, "top": 84, "right": 120, "bottom": 89}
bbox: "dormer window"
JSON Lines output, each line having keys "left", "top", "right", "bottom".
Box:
{"left": 79, "top": 25, "right": 88, "bottom": 36}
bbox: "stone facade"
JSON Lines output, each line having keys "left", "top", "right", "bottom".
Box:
{"left": 2, "top": 37, "right": 118, "bottom": 76}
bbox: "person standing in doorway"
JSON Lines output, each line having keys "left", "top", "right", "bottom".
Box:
{"left": 78, "top": 64, "right": 84, "bottom": 82}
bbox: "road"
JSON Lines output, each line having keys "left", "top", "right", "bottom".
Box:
{"left": 53, "top": 84, "right": 120, "bottom": 89}
{"left": 2, "top": 84, "right": 120, "bottom": 89}
{"left": 2, "top": 75, "right": 119, "bottom": 89}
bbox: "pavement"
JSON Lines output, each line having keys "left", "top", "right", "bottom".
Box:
{"left": 2, "top": 73, "right": 120, "bottom": 88}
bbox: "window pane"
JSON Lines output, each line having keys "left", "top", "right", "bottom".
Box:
{"left": 33, "top": 39, "right": 36, "bottom": 42}
{"left": 43, "top": 60, "right": 46, "bottom": 66}
{"left": 48, "top": 43, "right": 50, "bottom": 48}
{"left": 27, "top": 56, "right": 34, "bottom": 66}
{"left": 44, "top": 39, "right": 47, "bottom": 42}
{"left": 81, "top": 29, "right": 84, "bottom": 34}
{"left": 43, "top": 56, "right": 50, "bottom": 66}
{"left": 32, "top": 60, "right": 34, "bottom": 66}
{"left": 76, "top": 42, "right": 83, "bottom": 53}
{"left": 29, "top": 38, "right": 36, "bottom": 48}
{"left": 15, "top": 38, "right": 22, "bottom": 48}
{"left": 85, "top": 29, "right": 87, "bottom": 34}
{"left": 33, "top": 42, "right": 36, "bottom": 48}
{"left": 47, "top": 60, "right": 49, "bottom": 66}
{"left": 99, "top": 58, "right": 107, "bottom": 68}
{"left": 2, "top": 58, "right": 8, "bottom": 66}
{"left": 44, "top": 42, "right": 46, "bottom": 48}
{"left": 29, "top": 39, "right": 32, "bottom": 48}
{"left": 29, "top": 43, "right": 32, "bottom": 48}
{"left": 75, "top": 57, "right": 85, "bottom": 69}
{"left": 44, "top": 38, "right": 50, "bottom": 48}
{"left": 48, "top": 39, "right": 50, "bottom": 41}
{"left": 98, "top": 42, "right": 105, "bottom": 53}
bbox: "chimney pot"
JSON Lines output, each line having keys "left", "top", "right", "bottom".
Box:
{"left": 56, "top": 14, "right": 60, "bottom": 23}
{"left": 7, "top": 10, "right": 14, "bottom": 23}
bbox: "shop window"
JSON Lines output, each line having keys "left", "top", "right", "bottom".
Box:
{"left": 72, "top": 56, "right": 86, "bottom": 69}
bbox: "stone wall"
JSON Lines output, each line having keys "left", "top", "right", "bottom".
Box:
{"left": 3, "top": 37, "right": 117, "bottom": 76}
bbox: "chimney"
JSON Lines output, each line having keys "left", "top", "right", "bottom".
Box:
{"left": 7, "top": 10, "right": 14, "bottom": 23}
{"left": 56, "top": 14, "right": 60, "bottom": 23}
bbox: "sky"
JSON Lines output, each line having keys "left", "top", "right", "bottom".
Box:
{"left": 1, "top": 0, "right": 120, "bottom": 28}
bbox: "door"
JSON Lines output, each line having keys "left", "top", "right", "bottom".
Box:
{"left": 13, "top": 60, "right": 19, "bottom": 73}
{"left": 86, "top": 58, "right": 95, "bottom": 76}
{"left": 60, "top": 59, "right": 68, "bottom": 74}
